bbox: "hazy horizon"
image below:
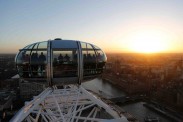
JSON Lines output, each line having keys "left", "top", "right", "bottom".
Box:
{"left": 2, "top": 52, "right": 183, "bottom": 55}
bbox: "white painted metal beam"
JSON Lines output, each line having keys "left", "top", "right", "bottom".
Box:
{"left": 10, "top": 85, "right": 128, "bottom": 122}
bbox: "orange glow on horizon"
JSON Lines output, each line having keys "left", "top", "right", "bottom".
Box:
{"left": 122, "top": 29, "right": 175, "bottom": 53}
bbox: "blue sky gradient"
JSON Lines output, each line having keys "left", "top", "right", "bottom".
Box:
{"left": 1, "top": 0, "right": 183, "bottom": 53}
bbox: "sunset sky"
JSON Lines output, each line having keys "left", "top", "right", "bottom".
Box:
{"left": 0, "top": 0, "right": 183, "bottom": 54}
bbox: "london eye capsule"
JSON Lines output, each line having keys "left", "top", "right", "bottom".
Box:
{"left": 15, "top": 39, "right": 107, "bottom": 86}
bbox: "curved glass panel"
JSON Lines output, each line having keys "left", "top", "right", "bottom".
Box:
{"left": 81, "top": 42, "right": 87, "bottom": 49}
{"left": 16, "top": 51, "right": 25, "bottom": 65}
{"left": 28, "top": 44, "right": 35, "bottom": 49}
{"left": 81, "top": 42, "right": 93, "bottom": 49}
{"left": 23, "top": 44, "right": 31, "bottom": 49}
{"left": 82, "top": 43, "right": 98, "bottom": 77}
{"left": 94, "top": 45, "right": 100, "bottom": 49}
{"left": 16, "top": 50, "right": 31, "bottom": 78}
{"left": 38, "top": 41, "right": 47, "bottom": 49}
{"left": 96, "top": 50, "right": 107, "bottom": 74}
{"left": 30, "top": 42, "right": 47, "bottom": 78}
{"left": 33, "top": 43, "right": 39, "bottom": 50}
{"left": 86, "top": 43, "right": 93, "bottom": 49}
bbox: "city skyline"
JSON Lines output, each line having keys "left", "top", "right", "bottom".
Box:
{"left": 1, "top": 0, "right": 183, "bottom": 54}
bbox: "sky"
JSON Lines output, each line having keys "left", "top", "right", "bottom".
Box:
{"left": 0, "top": 0, "right": 183, "bottom": 54}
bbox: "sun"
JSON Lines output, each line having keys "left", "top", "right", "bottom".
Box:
{"left": 126, "top": 29, "right": 170, "bottom": 53}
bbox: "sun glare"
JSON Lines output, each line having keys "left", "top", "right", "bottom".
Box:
{"left": 126, "top": 29, "right": 171, "bottom": 53}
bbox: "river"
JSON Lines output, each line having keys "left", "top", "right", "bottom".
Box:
{"left": 82, "top": 78, "right": 126, "bottom": 99}
{"left": 82, "top": 78, "right": 172, "bottom": 122}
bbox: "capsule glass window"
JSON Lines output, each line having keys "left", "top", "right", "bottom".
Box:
{"left": 53, "top": 50, "right": 78, "bottom": 78}
{"left": 81, "top": 42, "right": 97, "bottom": 76}
{"left": 16, "top": 50, "right": 31, "bottom": 78}
{"left": 96, "top": 50, "right": 107, "bottom": 74}
{"left": 29, "top": 42, "right": 47, "bottom": 78}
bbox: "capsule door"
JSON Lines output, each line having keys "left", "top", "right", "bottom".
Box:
{"left": 51, "top": 40, "right": 79, "bottom": 85}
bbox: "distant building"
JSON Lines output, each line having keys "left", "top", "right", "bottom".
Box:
{"left": 0, "top": 90, "right": 14, "bottom": 111}
{"left": 19, "top": 80, "right": 46, "bottom": 100}
{"left": 105, "top": 62, "right": 113, "bottom": 69}
{"left": 1, "top": 78, "right": 19, "bottom": 88}
{"left": 0, "top": 54, "right": 17, "bottom": 86}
